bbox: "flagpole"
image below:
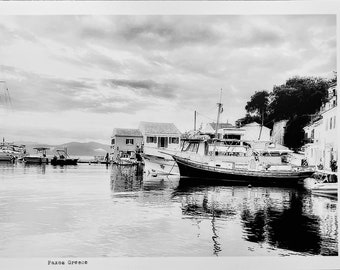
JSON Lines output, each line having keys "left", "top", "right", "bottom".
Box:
{"left": 214, "top": 89, "right": 223, "bottom": 139}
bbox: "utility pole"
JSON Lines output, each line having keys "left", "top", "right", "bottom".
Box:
{"left": 214, "top": 89, "right": 223, "bottom": 139}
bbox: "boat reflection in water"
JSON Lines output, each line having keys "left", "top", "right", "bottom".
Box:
{"left": 109, "top": 165, "right": 337, "bottom": 256}
{"left": 110, "top": 164, "right": 180, "bottom": 193}
{"left": 22, "top": 162, "right": 47, "bottom": 174}
{"left": 173, "top": 178, "right": 338, "bottom": 256}
{"left": 110, "top": 164, "right": 144, "bottom": 192}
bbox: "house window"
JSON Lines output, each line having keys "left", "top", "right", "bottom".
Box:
{"left": 146, "top": 136, "right": 157, "bottom": 143}
{"left": 111, "top": 138, "right": 115, "bottom": 145}
{"left": 311, "top": 129, "right": 314, "bottom": 139}
{"left": 169, "top": 137, "right": 179, "bottom": 144}
{"left": 126, "top": 139, "right": 134, "bottom": 145}
{"left": 330, "top": 117, "right": 332, "bottom": 129}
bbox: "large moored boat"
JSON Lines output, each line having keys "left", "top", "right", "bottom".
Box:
{"left": 170, "top": 137, "right": 314, "bottom": 185}
{"left": 168, "top": 95, "right": 314, "bottom": 185}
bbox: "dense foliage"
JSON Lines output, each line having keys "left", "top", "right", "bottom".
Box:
{"left": 237, "top": 75, "right": 335, "bottom": 150}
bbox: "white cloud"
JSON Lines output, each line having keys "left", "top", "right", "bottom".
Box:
{"left": 0, "top": 15, "right": 336, "bottom": 144}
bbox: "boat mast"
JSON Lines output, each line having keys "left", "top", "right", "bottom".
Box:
{"left": 214, "top": 89, "right": 223, "bottom": 139}
{"left": 194, "top": 110, "right": 197, "bottom": 131}
{"left": 0, "top": 81, "right": 12, "bottom": 110}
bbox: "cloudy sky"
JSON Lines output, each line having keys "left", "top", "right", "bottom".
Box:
{"left": 0, "top": 15, "right": 336, "bottom": 144}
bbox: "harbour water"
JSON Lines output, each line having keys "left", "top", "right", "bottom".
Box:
{"left": 0, "top": 162, "right": 337, "bottom": 257}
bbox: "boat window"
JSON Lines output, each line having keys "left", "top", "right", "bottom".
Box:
{"left": 184, "top": 142, "right": 199, "bottom": 152}
{"left": 146, "top": 136, "right": 157, "bottom": 143}
{"left": 261, "top": 152, "right": 281, "bottom": 157}
{"left": 223, "top": 140, "right": 241, "bottom": 146}
{"left": 224, "top": 152, "right": 244, "bottom": 156}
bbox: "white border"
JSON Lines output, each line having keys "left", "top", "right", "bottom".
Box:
{"left": 0, "top": 1, "right": 338, "bottom": 15}
{"left": 0, "top": 1, "right": 339, "bottom": 269}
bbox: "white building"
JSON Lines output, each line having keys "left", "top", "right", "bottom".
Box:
{"left": 271, "top": 120, "right": 289, "bottom": 145}
{"left": 138, "top": 121, "right": 181, "bottom": 175}
{"left": 138, "top": 121, "right": 181, "bottom": 151}
{"left": 200, "top": 122, "right": 234, "bottom": 137}
{"left": 110, "top": 128, "right": 143, "bottom": 161}
{"left": 242, "top": 122, "right": 271, "bottom": 141}
{"left": 218, "top": 126, "right": 245, "bottom": 140}
{"left": 303, "top": 83, "right": 337, "bottom": 170}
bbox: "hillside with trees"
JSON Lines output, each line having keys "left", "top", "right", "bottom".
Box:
{"left": 237, "top": 75, "right": 336, "bottom": 150}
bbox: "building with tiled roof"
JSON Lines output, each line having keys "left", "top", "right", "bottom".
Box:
{"left": 112, "top": 128, "right": 143, "bottom": 137}
{"left": 139, "top": 122, "right": 181, "bottom": 136}
{"left": 110, "top": 128, "right": 143, "bottom": 161}
{"left": 138, "top": 121, "right": 181, "bottom": 150}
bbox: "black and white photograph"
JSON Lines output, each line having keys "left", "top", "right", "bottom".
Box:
{"left": 0, "top": 1, "right": 339, "bottom": 269}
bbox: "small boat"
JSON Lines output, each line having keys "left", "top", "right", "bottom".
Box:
{"left": 113, "top": 151, "right": 143, "bottom": 166}
{"left": 50, "top": 148, "right": 78, "bottom": 166}
{"left": 307, "top": 171, "right": 338, "bottom": 197}
{"left": 0, "top": 140, "right": 26, "bottom": 162}
{"left": 24, "top": 147, "right": 49, "bottom": 164}
{"left": 0, "top": 151, "right": 15, "bottom": 162}
{"left": 93, "top": 153, "right": 112, "bottom": 164}
{"left": 114, "top": 156, "right": 139, "bottom": 166}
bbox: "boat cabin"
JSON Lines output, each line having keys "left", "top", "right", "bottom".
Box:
{"left": 33, "top": 147, "right": 49, "bottom": 156}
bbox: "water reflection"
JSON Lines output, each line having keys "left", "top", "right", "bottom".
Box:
{"left": 241, "top": 192, "right": 324, "bottom": 254}
{"left": 110, "top": 164, "right": 180, "bottom": 193}
{"left": 0, "top": 162, "right": 337, "bottom": 257}
{"left": 173, "top": 179, "right": 338, "bottom": 256}
{"left": 23, "top": 163, "right": 47, "bottom": 174}
{"left": 110, "top": 164, "right": 144, "bottom": 192}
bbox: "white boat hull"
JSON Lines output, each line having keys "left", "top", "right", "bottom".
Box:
{"left": 143, "top": 154, "right": 179, "bottom": 175}
{"left": 311, "top": 183, "right": 338, "bottom": 196}
{"left": 0, "top": 153, "right": 14, "bottom": 162}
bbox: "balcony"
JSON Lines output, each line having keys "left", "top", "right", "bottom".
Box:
{"left": 303, "top": 138, "right": 314, "bottom": 144}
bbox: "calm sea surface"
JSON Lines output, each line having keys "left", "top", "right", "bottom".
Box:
{"left": 0, "top": 162, "right": 337, "bottom": 257}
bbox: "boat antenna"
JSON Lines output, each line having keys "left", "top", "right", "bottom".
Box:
{"left": 214, "top": 88, "right": 223, "bottom": 139}
{"left": 0, "top": 81, "right": 13, "bottom": 110}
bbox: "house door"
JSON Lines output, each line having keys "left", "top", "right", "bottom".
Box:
{"left": 158, "top": 137, "right": 168, "bottom": 148}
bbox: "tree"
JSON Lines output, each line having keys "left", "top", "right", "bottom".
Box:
{"left": 268, "top": 76, "right": 330, "bottom": 149}
{"left": 238, "top": 75, "right": 331, "bottom": 150}
{"left": 285, "top": 76, "right": 329, "bottom": 115}
{"left": 284, "top": 115, "right": 311, "bottom": 150}
{"left": 245, "top": 90, "right": 269, "bottom": 139}
{"left": 267, "top": 86, "right": 300, "bottom": 121}
{"left": 236, "top": 113, "right": 261, "bottom": 127}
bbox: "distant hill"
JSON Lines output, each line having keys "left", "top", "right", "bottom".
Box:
{"left": 58, "top": 142, "right": 111, "bottom": 156}
{"left": 15, "top": 141, "right": 111, "bottom": 157}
